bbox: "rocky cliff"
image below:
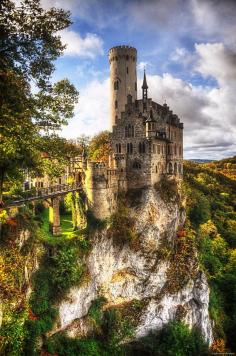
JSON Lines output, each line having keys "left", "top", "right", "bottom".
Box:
{"left": 57, "top": 185, "right": 213, "bottom": 344}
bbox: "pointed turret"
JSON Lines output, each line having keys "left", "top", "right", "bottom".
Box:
{"left": 142, "top": 69, "right": 148, "bottom": 101}
{"left": 142, "top": 69, "right": 148, "bottom": 90}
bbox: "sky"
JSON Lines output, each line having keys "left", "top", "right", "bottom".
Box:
{"left": 43, "top": 0, "right": 235, "bottom": 159}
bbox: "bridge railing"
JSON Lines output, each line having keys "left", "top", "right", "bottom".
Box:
{"left": 4, "top": 182, "right": 82, "bottom": 207}
{"left": 34, "top": 182, "right": 81, "bottom": 198}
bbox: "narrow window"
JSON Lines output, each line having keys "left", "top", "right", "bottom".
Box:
{"left": 115, "top": 100, "right": 118, "bottom": 109}
{"left": 127, "top": 67, "right": 129, "bottom": 74}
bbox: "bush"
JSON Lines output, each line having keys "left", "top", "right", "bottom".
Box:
{"left": 126, "top": 321, "right": 210, "bottom": 356}
{"left": 44, "top": 333, "right": 102, "bottom": 356}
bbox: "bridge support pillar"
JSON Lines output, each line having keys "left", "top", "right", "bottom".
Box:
{"left": 49, "top": 197, "right": 61, "bottom": 236}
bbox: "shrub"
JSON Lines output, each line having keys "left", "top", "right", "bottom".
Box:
{"left": 126, "top": 321, "right": 210, "bottom": 356}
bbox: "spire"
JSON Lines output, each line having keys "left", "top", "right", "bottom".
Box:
{"left": 142, "top": 69, "right": 148, "bottom": 90}
{"left": 142, "top": 69, "right": 148, "bottom": 102}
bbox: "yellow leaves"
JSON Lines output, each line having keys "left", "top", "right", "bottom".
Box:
{"left": 0, "top": 245, "right": 26, "bottom": 302}
{"left": 199, "top": 220, "right": 218, "bottom": 238}
{"left": 226, "top": 249, "right": 236, "bottom": 271}
{"left": 0, "top": 209, "right": 8, "bottom": 224}
{"left": 211, "top": 338, "right": 227, "bottom": 353}
{"left": 211, "top": 235, "right": 228, "bottom": 259}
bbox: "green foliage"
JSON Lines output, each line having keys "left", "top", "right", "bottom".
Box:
{"left": 87, "top": 296, "right": 107, "bottom": 332}
{"left": 126, "top": 321, "right": 209, "bottom": 356}
{"left": 184, "top": 159, "right": 236, "bottom": 350}
{"left": 0, "top": 309, "right": 29, "bottom": 356}
{"left": 24, "top": 240, "right": 84, "bottom": 354}
{"left": 51, "top": 245, "right": 83, "bottom": 295}
{"left": 44, "top": 333, "right": 102, "bottom": 356}
{"left": 0, "top": 0, "right": 79, "bottom": 200}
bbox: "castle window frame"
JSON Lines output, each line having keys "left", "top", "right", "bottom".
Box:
{"left": 139, "top": 142, "right": 146, "bottom": 154}
{"left": 114, "top": 81, "right": 119, "bottom": 90}
{"left": 127, "top": 142, "right": 133, "bottom": 154}
{"left": 133, "top": 161, "right": 141, "bottom": 169}
{"left": 116, "top": 143, "right": 121, "bottom": 153}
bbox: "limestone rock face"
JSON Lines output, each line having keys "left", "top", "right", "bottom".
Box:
{"left": 58, "top": 187, "right": 213, "bottom": 344}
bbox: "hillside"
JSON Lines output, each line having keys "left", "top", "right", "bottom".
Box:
{"left": 1, "top": 157, "right": 236, "bottom": 355}
{"left": 184, "top": 158, "right": 236, "bottom": 352}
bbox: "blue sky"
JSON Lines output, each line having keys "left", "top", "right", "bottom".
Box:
{"left": 42, "top": 0, "right": 236, "bottom": 159}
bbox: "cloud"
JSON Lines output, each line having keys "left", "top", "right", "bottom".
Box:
{"left": 191, "top": 0, "right": 236, "bottom": 45}
{"left": 59, "top": 29, "right": 104, "bottom": 58}
{"left": 195, "top": 43, "right": 236, "bottom": 85}
{"left": 61, "top": 78, "right": 110, "bottom": 138}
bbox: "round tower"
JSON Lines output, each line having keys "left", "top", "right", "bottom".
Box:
{"left": 109, "top": 45, "right": 137, "bottom": 128}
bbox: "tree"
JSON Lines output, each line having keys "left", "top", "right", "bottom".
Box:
{"left": 88, "top": 131, "right": 112, "bottom": 163}
{"left": 0, "top": 0, "right": 79, "bottom": 201}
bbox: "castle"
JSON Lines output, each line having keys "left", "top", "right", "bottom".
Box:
{"left": 30, "top": 45, "right": 184, "bottom": 220}
{"left": 84, "top": 45, "right": 184, "bottom": 219}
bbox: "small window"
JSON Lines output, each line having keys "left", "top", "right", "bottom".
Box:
{"left": 115, "top": 100, "right": 118, "bottom": 109}
{"left": 127, "top": 67, "right": 129, "bottom": 74}
{"left": 126, "top": 55, "right": 129, "bottom": 60}
{"left": 133, "top": 161, "right": 141, "bottom": 169}
{"left": 114, "top": 81, "right": 119, "bottom": 90}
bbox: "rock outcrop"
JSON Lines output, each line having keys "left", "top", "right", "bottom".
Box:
{"left": 58, "top": 187, "right": 213, "bottom": 344}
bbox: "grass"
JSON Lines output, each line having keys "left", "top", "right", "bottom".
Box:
{"left": 40, "top": 208, "right": 75, "bottom": 240}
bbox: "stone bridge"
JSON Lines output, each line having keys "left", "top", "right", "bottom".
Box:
{"left": 5, "top": 182, "right": 83, "bottom": 235}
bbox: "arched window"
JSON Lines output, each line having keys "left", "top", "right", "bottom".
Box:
{"left": 174, "top": 162, "right": 178, "bottom": 173}
{"left": 139, "top": 142, "right": 145, "bottom": 154}
{"left": 127, "top": 143, "right": 133, "bottom": 154}
{"left": 128, "top": 124, "right": 131, "bottom": 137}
{"left": 178, "top": 163, "right": 182, "bottom": 174}
{"left": 168, "top": 162, "right": 173, "bottom": 174}
{"left": 114, "top": 81, "right": 119, "bottom": 90}
{"left": 131, "top": 125, "right": 134, "bottom": 137}
{"left": 133, "top": 161, "right": 141, "bottom": 169}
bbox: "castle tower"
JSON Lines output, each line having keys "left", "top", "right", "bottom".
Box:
{"left": 109, "top": 46, "right": 137, "bottom": 128}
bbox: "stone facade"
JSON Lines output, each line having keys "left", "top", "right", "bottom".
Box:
{"left": 84, "top": 45, "right": 184, "bottom": 219}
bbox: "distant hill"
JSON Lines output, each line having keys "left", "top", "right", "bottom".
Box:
{"left": 189, "top": 159, "right": 215, "bottom": 164}
{"left": 187, "top": 156, "right": 236, "bottom": 180}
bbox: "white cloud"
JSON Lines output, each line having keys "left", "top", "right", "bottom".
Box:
{"left": 61, "top": 78, "right": 110, "bottom": 138}
{"left": 59, "top": 29, "right": 104, "bottom": 58}
{"left": 195, "top": 43, "right": 236, "bottom": 85}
